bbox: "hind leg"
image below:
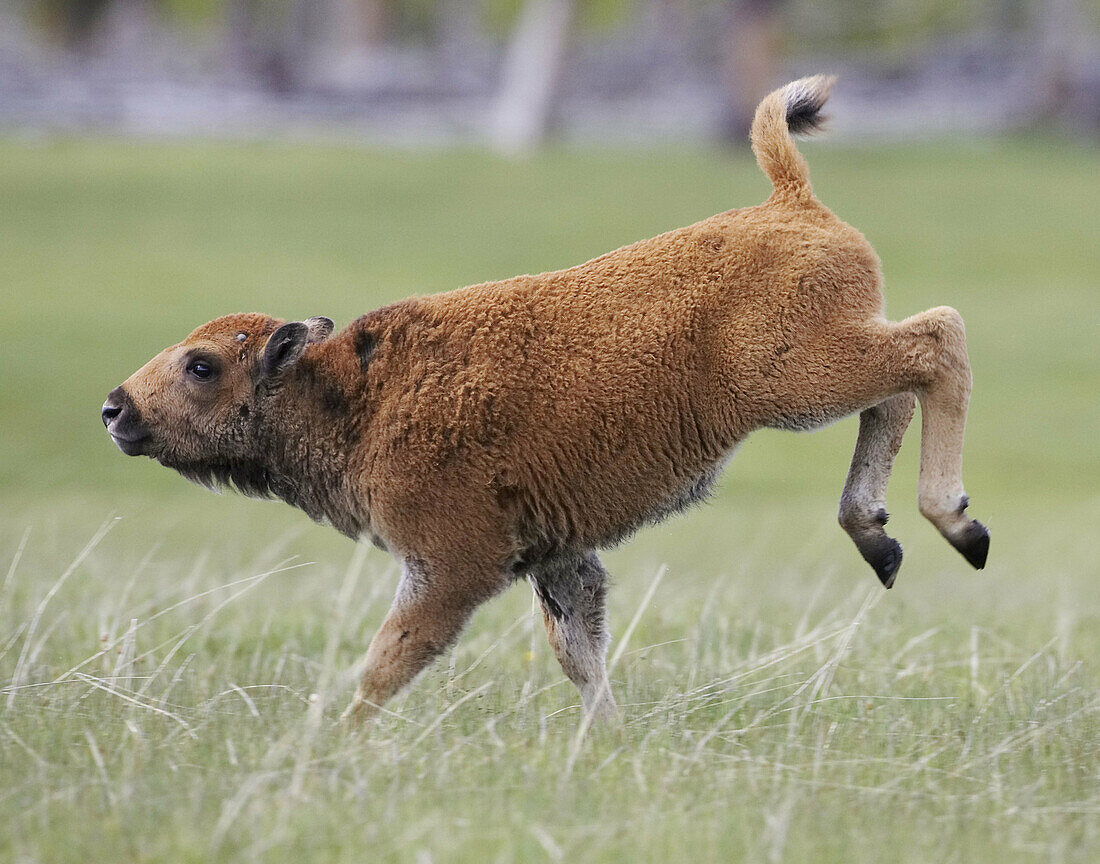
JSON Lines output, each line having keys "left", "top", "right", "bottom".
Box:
{"left": 774, "top": 306, "right": 988, "bottom": 574}
{"left": 839, "top": 392, "right": 916, "bottom": 588}
{"left": 905, "top": 308, "right": 990, "bottom": 568}
{"left": 857, "top": 307, "right": 988, "bottom": 569}
{"left": 528, "top": 551, "right": 618, "bottom": 723}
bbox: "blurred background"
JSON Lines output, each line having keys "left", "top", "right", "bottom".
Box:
{"left": 1, "top": 7, "right": 1098, "bottom": 860}
{"left": 0, "top": 0, "right": 1096, "bottom": 555}
{"left": 0, "top": 0, "right": 1096, "bottom": 569}
{"left": 1, "top": 0, "right": 1098, "bottom": 145}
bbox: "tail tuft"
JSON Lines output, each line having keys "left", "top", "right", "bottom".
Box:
{"left": 784, "top": 77, "right": 834, "bottom": 135}
{"left": 750, "top": 74, "right": 837, "bottom": 198}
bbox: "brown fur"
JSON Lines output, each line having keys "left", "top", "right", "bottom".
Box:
{"left": 103, "top": 76, "right": 988, "bottom": 725}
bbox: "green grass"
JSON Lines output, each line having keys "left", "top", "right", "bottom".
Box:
{"left": 1, "top": 138, "right": 1097, "bottom": 862}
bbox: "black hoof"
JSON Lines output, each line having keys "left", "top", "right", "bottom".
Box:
{"left": 953, "top": 520, "right": 990, "bottom": 570}
{"left": 858, "top": 534, "right": 903, "bottom": 589}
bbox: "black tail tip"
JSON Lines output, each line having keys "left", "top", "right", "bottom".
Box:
{"left": 786, "top": 98, "right": 828, "bottom": 136}
{"left": 783, "top": 75, "right": 837, "bottom": 136}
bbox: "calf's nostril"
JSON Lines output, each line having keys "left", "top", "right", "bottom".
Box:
{"left": 101, "top": 402, "right": 123, "bottom": 426}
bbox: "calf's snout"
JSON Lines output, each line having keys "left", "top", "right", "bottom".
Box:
{"left": 101, "top": 386, "right": 148, "bottom": 455}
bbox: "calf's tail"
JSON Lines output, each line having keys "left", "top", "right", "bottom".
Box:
{"left": 750, "top": 74, "right": 837, "bottom": 201}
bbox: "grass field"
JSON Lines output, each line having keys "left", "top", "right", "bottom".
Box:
{"left": 1, "top": 137, "right": 1097, "bottom": 862}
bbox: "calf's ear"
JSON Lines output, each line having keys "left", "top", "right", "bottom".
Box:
{"left": 261, "top": 322, "right": 310, "bottom": 377}
{"left": 305, "top": 316, "right": 334, "bottom": 343}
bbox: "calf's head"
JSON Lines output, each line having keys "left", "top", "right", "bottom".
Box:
{"left": 102, "top": 313, "right": 334, "bottom": 468}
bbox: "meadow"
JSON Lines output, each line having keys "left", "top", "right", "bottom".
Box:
{"left": 0, "top": 137, "right": 1097, "bottom": 862}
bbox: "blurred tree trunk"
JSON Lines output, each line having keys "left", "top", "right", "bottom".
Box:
{"left": 314, "top": 0, "right": 394, "bottom": 88}
{"left": 327, "top": 0, "right": 390, "bottom": 53}
{"left": 41, "top": 0, "right": 109, "bottom": 51}
{"left": 490, "top": 0, "right": 575, "bottom": 154}
{"left": 439, "top": 0, "right": 481, "bottom": 66}
{"left": 226, "top": 0, "right": 259, "bottom": 78}
{"left": 88, "top": 0, "right": 158, "bottom": 75}
{"left": 286, "top": 0, "right": 319, "bottom": 80}
{"left": 227, "top": 0, "right": 322, "bottom": 92}
{"left": 45, "top": 0, "right": 153, "bottom": 59}
{"left": 1032, "top": 0, "right": 1079, "bottom": 120}
{"left": 720, "top": 0, "right": 784, "bottom": 143}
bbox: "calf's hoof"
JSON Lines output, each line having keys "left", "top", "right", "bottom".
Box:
{"left": 856, "top": 533, "right": 904, "bottom": 589}
{"left": 951, "top": 520, "right": 990, "bottom": 570}
{"left": 338, "top": 696, "right": 376, "bottom": 732}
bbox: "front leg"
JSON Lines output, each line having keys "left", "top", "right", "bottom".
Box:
{"left": 341, "top": 556, "right": 506, "bottom": 726}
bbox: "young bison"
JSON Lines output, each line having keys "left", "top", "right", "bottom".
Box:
{"left": 102, "top": 76, "right": 989, "bottom": 725}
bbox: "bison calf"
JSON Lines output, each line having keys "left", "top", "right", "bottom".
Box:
{"left": 102, "top": 76, "right": 989, "bottom": 725}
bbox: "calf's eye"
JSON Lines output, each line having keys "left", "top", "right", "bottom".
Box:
{"left": 187, "top": 360, "right": 216, "bottom": 381}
